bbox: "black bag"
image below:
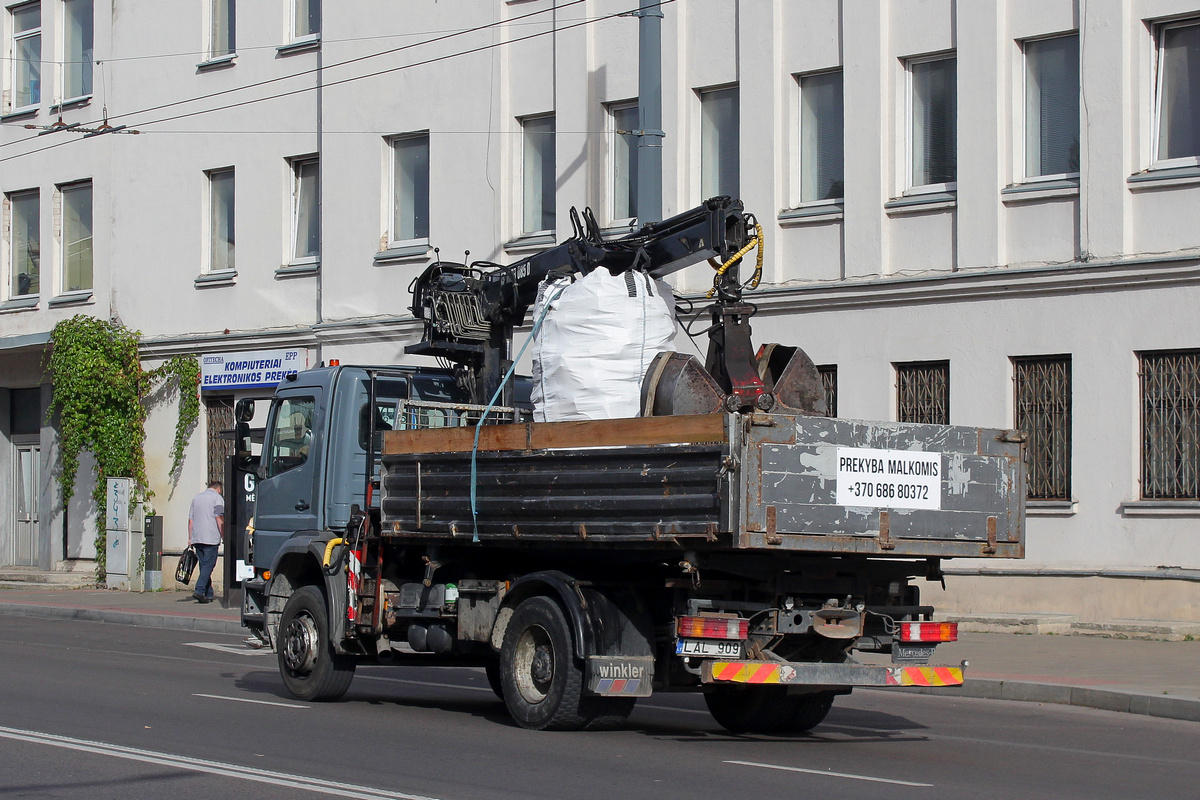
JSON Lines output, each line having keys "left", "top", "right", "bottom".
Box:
{"left": 176, "top": 546, "right": 198, "bottom": 585}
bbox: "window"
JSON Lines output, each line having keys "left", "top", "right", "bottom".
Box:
{"left": 207, "top": 169, "right": 235, "bottom": 273}
{"left": 292, "top": 0, "right": 320, "bottom": 41}
{"left": 265, "top": 396, "right": 315, "bottom": 477}
{"left": 817, "top": 364, "right": 838, "bottom": 417}
{"left": 391, "top": 133, "right": 429, "bottom": 243}
{"left": 10, "top": 387, "right": 41, "bottom": 435}
{"left": 799, "top": 71, "right": 844, "bottom": 202}
{"left": 290, "top": 157, "right": 319, "bottom": 262}
{"left": 1154, "top": 20, "right": 1200, "bottom": 164}
{"left": 7, "top": 190, "right": 39, "bottom": 298}
{"left": 907, "top": 55, "right": 956, "bottom": 189}
{"left": 1139, "top": 350, "right": 1200, "bottom": 499}
{"left": 610, "top": 102, "right": 639, "bottom": 221}
{"left": 209, "top": 0, "right": 235, "bottom": 59}
{"left": 1014, "top": 356, "right": 1072, "bottom": 500}
{"left": 60, "top": 181, "right": 92, "bottom": 292}
{"left": 896, "top": 361, "right": 949, "bottom": 424}
{"left": 9, "top": 2, "right": 40, "bottom": 110}
{"left": 62, "top": 0, "right": 92, "bottom": 99}
{"left": 700, "top": 86, "right": 739, "bottom": 198}
{"left": 1024, "top": 35, "right": 1079, "bottom": 178}
{"left": 521, "top": 114, "right": 555, "bottom": 234}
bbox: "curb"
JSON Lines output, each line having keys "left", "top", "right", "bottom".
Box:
{"left": 894, "top": 678, "right": 1200, "bottom": 724}
{"left": 0, "top": 602, "right": 245, "bottom": 636}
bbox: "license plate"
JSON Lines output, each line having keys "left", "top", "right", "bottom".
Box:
{"left": 675, "top": 638, "right": 743, "bottom": 658}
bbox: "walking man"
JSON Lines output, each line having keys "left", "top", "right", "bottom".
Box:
{"left": 188, "top": 480, "right": 224, "bottom": 603}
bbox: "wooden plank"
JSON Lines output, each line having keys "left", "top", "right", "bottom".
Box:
{"left": 383, "top": 413, "right": 728, "bottom": 455}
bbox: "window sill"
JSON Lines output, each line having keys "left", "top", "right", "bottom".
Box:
{"left": 600, "top": 222, "right": 638, "bottom": 240}
{"left": 48, "top": 290, "right": 93, "bottom": 307}
{"left": 1001, "top": 178, "right": 1080, "bottom": 204}
{"left": 195, "top": 270, "right": 237, "bottom": 287}
{"left": 778, "top": 202, "right": 844, "bottom": 225}
{"left": 1127, "top": 165, "right": 1200, "bottom": 191}
{"left": 1026, "top": 499, "right": 1077, "bottom": 517}
{"left": 197, "top": 54, "right": 237, "bottom": 72}
{"left": 1, "top": 107, "right": 39, "bottom": 122}
{"left": 375, "top": 242, "right": 432, "bottom": 265}
{"left": 884, "top": 191, "right": 956, "bottom": 215}
{"left": 50, "top": 96, "right": 91, "bottom": 113}
{"left": 1120, "top": 499, "right": 1200, "bottom": 517}
{"left": 504, "top": 232, "right": 556, "bottom": 254}
{"left": 276, "top": 262, "right": 320, "bottom": 278}
{"left": 277, "top": 38, "right": 321, "bottom": 57}
{"left": 0, "top": 296, "right": 39, "bottom": 313}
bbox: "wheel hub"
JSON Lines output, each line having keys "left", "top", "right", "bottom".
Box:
{"left": 514, "top": 625, "right": 554, "bottom": 704}
{"left": 282, "top": 613, "right": 319, "bottom": 674}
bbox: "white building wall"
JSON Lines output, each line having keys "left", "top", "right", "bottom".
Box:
{"left": 1, "top": 0, "right": 1198, "bottom": 618}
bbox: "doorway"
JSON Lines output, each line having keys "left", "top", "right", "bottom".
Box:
{"left": 12, "top": 443, "right": 40, "bottom": 566}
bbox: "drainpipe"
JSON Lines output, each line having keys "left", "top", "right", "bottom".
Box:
{"left": 314, "top": 42, "right": 324, "bottom": 364}
{"left": 636, "top": 0, "right": 664, "bottom": 224}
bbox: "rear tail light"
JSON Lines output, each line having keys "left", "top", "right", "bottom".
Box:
{"left": 676, "top": 615, "right": 749, "bottom": 640}
{"left": 898, "top": 621, "right": 958, "bottom": 643}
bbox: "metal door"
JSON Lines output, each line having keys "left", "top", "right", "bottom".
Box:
{"left": 13, "top": 445, "right": 40, "bottom": 566}
{"left": 252, "top": 391, "right": 319, "bottom": 571}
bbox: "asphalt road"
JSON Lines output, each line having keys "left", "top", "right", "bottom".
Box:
{"left": 2, "top": 615, "right": 1198, "bottom": 800}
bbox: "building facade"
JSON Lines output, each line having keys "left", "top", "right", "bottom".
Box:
{"left": 0, "top": 0, "right": 1198, "bottom": 619}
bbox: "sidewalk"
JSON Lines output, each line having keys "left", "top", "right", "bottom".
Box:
{"left": 0, "top": 585, "right": 1197, "bottom": 723}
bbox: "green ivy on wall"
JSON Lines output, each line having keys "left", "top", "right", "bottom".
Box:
{"left": 48, "top": 315, "right": 201, "bottom": 578}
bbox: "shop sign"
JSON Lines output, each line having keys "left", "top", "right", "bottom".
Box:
{"left": 200, "top": 348, "right": 310, "bottom": 391}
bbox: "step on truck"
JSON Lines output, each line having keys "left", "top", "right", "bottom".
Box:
{"left": 239, "top": 197, "right": 1026, "bottom": 732}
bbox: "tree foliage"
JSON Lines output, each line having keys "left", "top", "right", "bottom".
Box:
{"left": 48, "top": 315, "right": 200, "bottom": 576}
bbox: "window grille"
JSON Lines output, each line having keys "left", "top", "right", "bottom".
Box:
{"left": 896, "top": 361, "right": 949, "bottom": 425}
{"left": 1140, "top": 350, "right": 1200, "bottom": 499}
{"left": 206, "top": 398, "right": 235, "bottom": 486}
{"left": 817, "top": 364, "right": 837, "bottom": 418}
{"left": 1014, "top": 356, "right": 1071, "bottom": 499}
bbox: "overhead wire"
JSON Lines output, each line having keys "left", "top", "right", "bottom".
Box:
{"left": 0, "top": 0, "right": 675, "bottom": 165}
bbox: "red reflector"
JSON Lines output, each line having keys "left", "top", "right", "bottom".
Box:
{"left": 329, "top": 359, "right": 340, "bottom": 366}
{"left": 676, "top": 615, "right": 749, "bottom": 640}
{"left": 898, "top": 622, "right": 958, "bottom": 643}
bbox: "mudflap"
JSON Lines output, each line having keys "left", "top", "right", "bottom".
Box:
{"left": 586, "top": 655, "right": 655, "bottom": 697}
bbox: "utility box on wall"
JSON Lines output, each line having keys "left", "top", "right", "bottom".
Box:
{"left": 105, "top": 478, "right": 145, "bottom": 591}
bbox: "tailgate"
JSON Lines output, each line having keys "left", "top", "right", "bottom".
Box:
{"left": 737, "top": 414, "right": 1025, "bottom": 557}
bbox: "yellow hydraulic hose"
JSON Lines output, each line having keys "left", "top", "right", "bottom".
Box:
{"left": 707, "top": 222, "right": 765, "bottom": 298}
{"left": 322, "top": 538, "right": 345, "bottom": 567}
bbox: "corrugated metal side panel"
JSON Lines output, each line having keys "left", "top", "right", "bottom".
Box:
{"left": 741, "top": 416, "right": 1025, "bottom": 557}
{"left": 381, "top": 445, "right": 726, "bottom": 541}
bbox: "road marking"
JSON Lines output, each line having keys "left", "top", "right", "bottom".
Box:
{"left": 193, "top": 693, "right": 309, "bottom": 709}
{"left": 725, "top": 760, "right": 934, "bottom": 787}
{"left": 0, "top": 724, "right": 445, "bottom": 800}
{"left": 184, "top": 641, "right": 272, "bottom": 656}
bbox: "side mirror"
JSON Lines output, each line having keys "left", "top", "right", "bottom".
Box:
{"left": 255, "top": 464, "right": 269, "bottom": 481}
{"left": 235, "top": 421, "right": 253, "bottom": 459}
{"left": 234, "top": 398, "right": 256, "bottom": 423}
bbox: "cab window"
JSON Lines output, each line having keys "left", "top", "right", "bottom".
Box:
{"left": 266, "top": 397, "right": 315, "bottom": 477}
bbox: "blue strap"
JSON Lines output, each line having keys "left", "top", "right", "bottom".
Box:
{"left": 471, "top": 282, "right": 567, "bottom": 542}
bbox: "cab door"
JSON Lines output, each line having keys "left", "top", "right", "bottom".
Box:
{"left": 252, "top": 390, "right": 320, "bottom": 571}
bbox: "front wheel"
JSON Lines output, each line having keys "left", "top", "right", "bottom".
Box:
{"left": 277, "top": 585, "right": 356, "bottom": 701}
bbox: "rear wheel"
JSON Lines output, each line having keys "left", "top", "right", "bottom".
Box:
{"left": 705, "top": 685, "right": 794, "bottom": 733}
{"left": 501, "top": 596, "right": 588, "bottom": 730}
{"left": 277, "top": 586, "right": 356, "bottom": 701}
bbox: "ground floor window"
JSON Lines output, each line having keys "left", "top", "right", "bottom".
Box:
{"left": 896, "top": 360, "right": 949, "bottom": 425}
{"left": 1013, "top": 355, "right": 1072, "bottom": 500}
{"left": 206, "top": 397, "right": 234, "bottom": 486}
{"left": 1139, "top": 349, "right": 1200, "bottom": 499}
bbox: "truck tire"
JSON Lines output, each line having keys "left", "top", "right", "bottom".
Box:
{"left": 500, "top": 596, "right": 590, "bottom": 730}
{"left": 784, "top": 691, "right": 835, "bottom": 732}
{"left": 704, "top": 685, "right": 794, "bottom": 733}
{"left": 277, "top": 586, "right": 356, "bottom": 701}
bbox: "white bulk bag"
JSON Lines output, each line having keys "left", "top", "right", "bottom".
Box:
{"left": 532, "top": 268, "right": 676, "bottom": 422}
